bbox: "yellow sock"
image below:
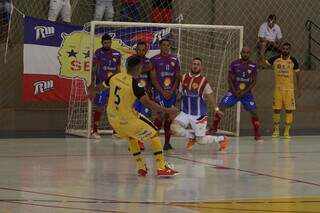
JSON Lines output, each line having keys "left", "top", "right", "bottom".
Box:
{"left": 150, "top": 136, "right": 165, "bottom": 170}
{"left": 285, "top": 112, "right": 293, "bottom": 125}
{"left": 128, "top": 138, "right": 146, "bottom": 170}
{"left": 273, "top": 113, "right": 280, "bottom": 130}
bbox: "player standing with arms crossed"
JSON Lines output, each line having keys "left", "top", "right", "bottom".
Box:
{"left": 266, "top": 42, "right": 301, "bottom": 138}
{"left": 150, "top": 38, "right": 181, "bottom": 152}
{"left": 91, "top": 34, "right": 121, "bottom": 139}
{"left": 207, "top": 47, "right": 263, "bottom": 141}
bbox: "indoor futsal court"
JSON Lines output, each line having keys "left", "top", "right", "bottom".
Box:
{"left": 0, "top": 135, "right": 319, "bottom": 212}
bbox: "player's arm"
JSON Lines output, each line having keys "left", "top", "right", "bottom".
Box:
{"left": 228, "top": 72, "right": 238, "bottom": 96}
{"left": 171, "top": 68, "right": 181, "bottom": 94}
{"left": 150, "top": 68, "right": 165, "bottom": 95}
{"left": 87, "top": 75, "right": 113, "bottom": 95}
{"left": 264, "top": 55, "right": 277, "bottom": 68}
{"left": 203, "top": 83, "right": 223, "bottom": 115}
{"left": 116, "top": 55, "right": 121, "bottom": 73}
{"left": 292, "top": 57, "right": 301, "bottom": 97}
{"left": 133, "top": 79, "right": 178, "bottom": 116}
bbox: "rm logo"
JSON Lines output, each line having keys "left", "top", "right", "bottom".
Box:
{"left": 35, "top": 26, "right": 55, "bottom": 40}
{"left": 33, "top": 80, "right": 54, "bottom": 95}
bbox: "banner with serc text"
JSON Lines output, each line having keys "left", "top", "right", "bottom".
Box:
{"left": 23, "top": 16, "right": 169, "bottom": 102}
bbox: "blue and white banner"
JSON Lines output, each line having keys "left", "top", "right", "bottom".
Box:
{"left": 23, "top": 16, "right": 169, "bottom": 102}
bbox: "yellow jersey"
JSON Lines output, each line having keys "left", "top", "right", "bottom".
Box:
{"left": 268, "top": 55, "right": 300, "bottom": 90}
{"left": 102, "top": 72, "right": 146, "bottom": 120}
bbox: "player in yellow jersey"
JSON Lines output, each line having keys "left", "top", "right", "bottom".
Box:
{"left": 266, "top": 42, "right": 301, "bottom": 138}
{"left": 88, "top": 56, "right": 179, "bottom": 177}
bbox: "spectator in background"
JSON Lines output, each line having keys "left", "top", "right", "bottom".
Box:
{"left": 152, "top": 0, "right": 173, "bottom": 23}
{"left": 48, "top": 0, "right": 71, "bottom": 23}
{"left": 120, "top": 0, "right": 142, "bottom": 22}
{"left": 94, "top": 0, "right": 114, "bottom": 21}
{"left": 0, "top": 0, "right": 11, "bottom": 25}
{"left": 257, "top": 14, "right": 282, "bottom": 67}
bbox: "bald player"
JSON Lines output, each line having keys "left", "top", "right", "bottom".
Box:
{"left": 207, "top": 47, "right": 263, "bottom": 141}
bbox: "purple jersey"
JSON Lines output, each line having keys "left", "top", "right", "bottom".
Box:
{"left": 229, "top": 59, "right": 257, "bottom": 93}
{"left": 150, "top": 54, "right": 180, "bottom": 91}
{"left": 128, "top": 55, "right": 153, "bottom": 95}
{"left": 94, "top": 48, "right": 121, "bottom": 84}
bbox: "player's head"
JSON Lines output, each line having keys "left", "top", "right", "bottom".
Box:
{"left": 240, "top": 47, "right": 251, "bottom": 61}
{"left": 126, "top": 56, "right": 142, "bottom": 77}
{"left": 135, "top": 41, "right": 148, "bottom": 57}
{"left": 159, "top": 38, "right": 171, "bottom": 55}
{"left": 267, "top": 14, "right": 277, "bottom": 28}
{"left": 281, "top": 42, "right": 291, "bottom": 57}
{"left": 191, "top": 57, "right": 202, "bottom": 75}
{"left": 101, "top": 34, "right": 112, "bottom": 50}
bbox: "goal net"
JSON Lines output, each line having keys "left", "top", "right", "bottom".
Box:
{"left": 65, "top": 21, "right": 243, "bottom": 138}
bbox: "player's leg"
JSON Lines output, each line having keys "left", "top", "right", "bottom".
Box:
{"left": 127, "top": 137, "right": 148, "bottom": 176}
{"left": 91, "top": 89, "right": 109, "bottom": 139}
{"left": 61, "top": 0, "right": 71, "bottom": 23}
{"left": 272, "top": 89, "right": 283, "bottom": 138}
{"left": 241, "top": 93, "right": 262, "bottom": 141}
{"left": 104, "top": 0, "right": 114, "bottom": 21}
{"left": 129, "top": 116, "right": 179, "bottom": 177}
{"left": 171, "top": 112, "right": 196, "bottom": 150}
{"left": 48, "top": 0, "right": 62, "bottom": 22}
{"left": 94, "top": 0, "right": 106, "bottom": 21}
{"left": 283, "top": 90, "right": 296, "bottom": 138}
{"left": 190, "top": 115, "right": 229, "bottom": 151}
{"left": 163, "top": 94, "right": 177, "bottom": 151}
{"left": 207, "top": 92, "right": 238, "bottom": 134}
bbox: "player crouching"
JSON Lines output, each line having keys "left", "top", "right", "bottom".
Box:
{"left": 88, "top": 56, "right": 179, "bottom": 177}
{"left": 170, "top": 58, "right": 229, "bottom": 151}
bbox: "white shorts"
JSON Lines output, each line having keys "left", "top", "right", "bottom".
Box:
{"left": 48, "top": 0, "right": 71, "bottom": 23}
{"left": 94, "top": 0, "right": 114, "bottom": 21}
{"left": 174, "top": 112, "right": 208, "bottom": 137}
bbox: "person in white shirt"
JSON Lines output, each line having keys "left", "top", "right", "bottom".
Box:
{"left": 257, "top": 14, "right": 282, "bottom": 66}
{"left": 48, "top": 0, "right": 71, "bottom": 23}
{"left": 94, "top": 0, "right": 114, "bottom": 21}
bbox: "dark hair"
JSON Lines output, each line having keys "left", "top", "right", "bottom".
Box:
{"left": 136, "top": 41, "right": 147, "bottom": 46}
{"left": 268, "top": 14, "right": 276, "bottom": 21}
{"left": 159, "top": 38, "right": 170, "bottom": 45}
{"left": 193, "top": 57, "right": 202, "bottom": 62}
{"left": 282, "top": 42, "right": 291, "bottom": 48}
{"left": 101, "top": 34, "right": 112, "bottom": 42}
{"left": 126, "top": 56, "right": 141, "bottom": 72}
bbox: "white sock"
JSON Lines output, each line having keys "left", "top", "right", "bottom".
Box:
{"left": 198, "top": 135, "right": 224, "bottom": 145}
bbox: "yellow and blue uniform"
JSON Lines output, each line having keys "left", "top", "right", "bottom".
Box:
{"left": 268, "top": 55, "right": 300, "bottom": 110}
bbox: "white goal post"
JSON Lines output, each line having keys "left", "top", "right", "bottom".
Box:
{"left": 65, "top": 21, "right": 243, "bottom": 138}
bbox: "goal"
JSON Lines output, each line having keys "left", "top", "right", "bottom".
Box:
{"left": 65, "top": 21, "right": 243, "bottom": 138}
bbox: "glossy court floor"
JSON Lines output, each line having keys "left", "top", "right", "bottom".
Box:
{"left": 0, "top": 135, "right": 320, "bottom": 213}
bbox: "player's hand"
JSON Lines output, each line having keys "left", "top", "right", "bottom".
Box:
{"left": 87, "top": 84, "right": 96, "bottom": 98}
{"left": 162, "top": 91, "right": 172, "bottom": 100}
{"left": 215, "top": 109, "right": 224, "bottom": 118}
{"left": 165, "top": 107, "right": 179, "bottom": 119}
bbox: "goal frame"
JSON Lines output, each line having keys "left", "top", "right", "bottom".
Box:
{"left": 66, "top": 21, "right": 243, "bottom": 138}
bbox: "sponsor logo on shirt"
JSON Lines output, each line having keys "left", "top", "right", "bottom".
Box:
{"left": 33, "top": 80, "right": 54, "bottom": 95}
{"left": 35, "top": 26, "right": 55, "bottom": 40}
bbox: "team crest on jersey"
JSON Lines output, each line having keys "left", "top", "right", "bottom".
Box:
{"left": 239, "top": 83, "right": 246, "bottom": 90}
{"left": 113, "top": 58, "right": 117, "bottom": 62}
{"left": 139, "top": 79, "right": 146, "bottom": 87}
{"left": 171, "top": 61, "right": 175, "bottom": 67}
{"left": 247, "top": 69, "right": 252, "bottom": 74}
{"left": 164, "top": 77, "right": 171, "bottom": 86}
{"left": 192, "top": 82, "right": 199, "bottom": 89}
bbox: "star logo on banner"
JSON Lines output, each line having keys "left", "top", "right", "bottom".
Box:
{"left": 83, "top": 50, "right": 90, "bottom": 58}
{"left": 67, "top": 49, "right": 77, "bottom": 57}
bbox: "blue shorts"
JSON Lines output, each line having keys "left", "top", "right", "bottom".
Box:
{"left": 220, "top": 92, "right": 256, "bottom": 111}
{"left": 134, "top": 100, "right": 152, "bottom": 118}
{"left": 95, "top": 89, "right": 110, "bottom": 107}
{"left": 154, "top": 92, "right": 176, "bottom": 108}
